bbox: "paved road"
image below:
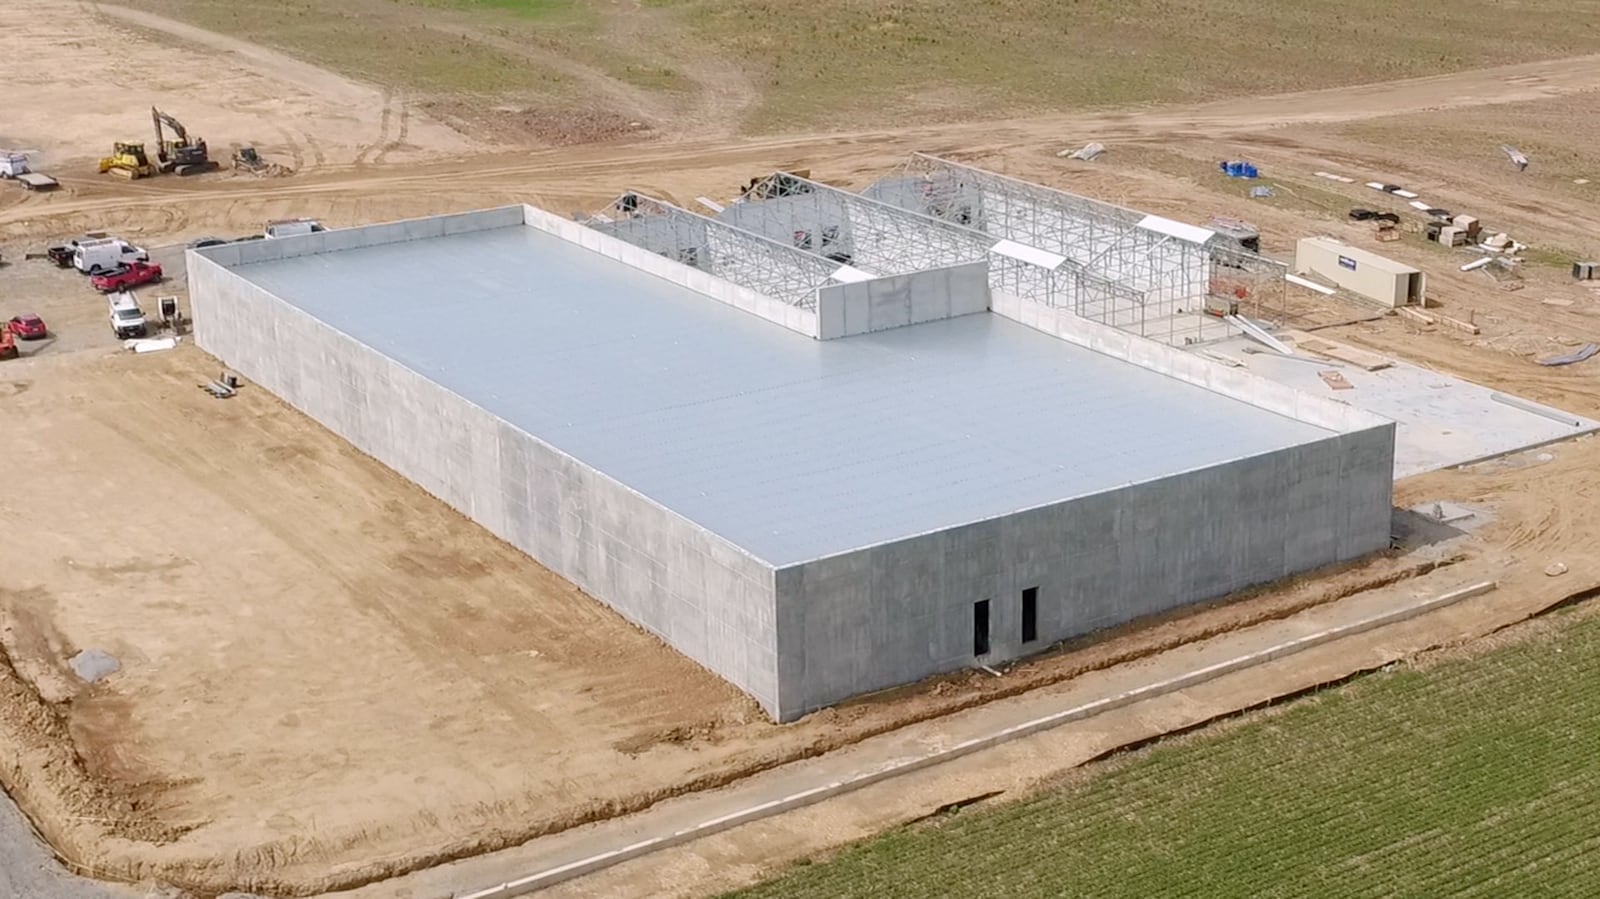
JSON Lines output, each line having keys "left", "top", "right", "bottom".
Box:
{"left": 0, "top": 789, "right": 133, "bottom": 899}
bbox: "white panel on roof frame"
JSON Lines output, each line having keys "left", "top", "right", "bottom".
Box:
{"left": 990, "top": 239, "right": 1067, "bottom": 271}
{"left": 1135, "top": 215, "right": 1215, "bottom": 245}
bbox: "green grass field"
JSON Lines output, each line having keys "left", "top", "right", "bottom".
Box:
{"left": 646, "top": 0, "right": 1600, "bottom": 130}
{"left": 116, "top": 0, "right": 1598, "bottom": 133}
{"left": 117, "top": 0, "right": 600, "bottom": 96}
{"left": 730, "top": 607, "right": 1600, "bottom": 898}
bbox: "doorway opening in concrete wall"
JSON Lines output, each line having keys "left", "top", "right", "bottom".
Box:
{"left": 1021, "top": 587, "right": 1038, "bottom": 643}
{"left": 973, "top": 600, "right": 991, "bottom": 656}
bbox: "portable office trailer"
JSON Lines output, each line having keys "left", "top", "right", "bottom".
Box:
{"left": 1294, "top": 237, "right": 1425, "bottom": 307}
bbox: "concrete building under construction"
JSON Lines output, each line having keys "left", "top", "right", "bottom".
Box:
{"left": 187, "top": 160, "right": 1396, "bottom": 722}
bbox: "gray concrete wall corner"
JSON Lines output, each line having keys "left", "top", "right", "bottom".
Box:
{"left": 767, "top": 426, "right": 1397, "bottom": 720}
{"left": 1335, "top": 423, "right": 1398, "bottom": 559}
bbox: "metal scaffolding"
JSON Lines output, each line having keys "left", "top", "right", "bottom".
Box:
{"left": 586, "top": 163, "right": 1289, "bottom": 350}
{"left": 868, "top": 153, "right": 1289, "bottom": 346}
{"left": 590, "top": 192, "right": 842, "bottom": 311}
{"left": 722, "top": 172, "right": 996, "bottom": 275}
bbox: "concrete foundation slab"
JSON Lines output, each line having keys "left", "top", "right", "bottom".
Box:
{"left": 1204, "top": 336, "right": 1600, "bottom": 478}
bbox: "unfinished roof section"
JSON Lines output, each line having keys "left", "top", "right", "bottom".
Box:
{"left": 589, "top": 193, "right": 847, "bottom": 313}
{"left": 720, "top": 172, "right": 995, "bottom": 276}
{"left": 867, "top": 154, "right": 1289, "bottom": 346}
{"left": 720, "top": 173, "right": 1150, "bottom": 339}
{"left": 591, "top": 193, "right": 987, "bottom": 341}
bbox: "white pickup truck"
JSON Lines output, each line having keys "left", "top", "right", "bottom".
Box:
{"left": 264, "top": 218, "right": 327, "bottom": 239}
{"left": 108, "top": 292, "right": 148, "bottom": 339}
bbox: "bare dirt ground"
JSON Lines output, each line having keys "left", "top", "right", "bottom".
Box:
{"left": 0, "top": 345, "right": 769, "bottom": 892}
{"left": 0, "top": 0, "right": 477, "bottom": 175}
{"left": 2, "top": 6, "right": 1600, "bottom": 898}
{"left": 0, "top": 341, "right": 1533, "bottom": 897}
{"left": 4, "top": 44, "right": 1600, "bottom": 246}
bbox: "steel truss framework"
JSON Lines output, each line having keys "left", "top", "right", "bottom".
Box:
{"left": 592, "top": 193, "right": 840, "bottom": 311}
{"left": 725, "top": 173, "right": 996, "bottom": 275}
{"left": 869, "top": 154, "right": 1288, "bottom": 345}
{"left": 736, "top": 174, "right": 1131, "bottom": 326}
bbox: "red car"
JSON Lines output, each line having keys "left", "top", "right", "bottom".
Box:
{"left": 7, "top": 313, "right": 47, "bottom": 339}
{"left": 91, "top": 261, "right": 163, "bottom": 293}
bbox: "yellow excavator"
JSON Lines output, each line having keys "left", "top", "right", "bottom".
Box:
{"left": 150, "top": 107, "right": 215, "bottom": 175}
{"left": 98, "top": 141, "right": 155, "bottom": 180}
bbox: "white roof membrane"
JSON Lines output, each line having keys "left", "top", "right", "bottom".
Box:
{"left": 227, "top": 224, "right": 1335, "bottom": 566}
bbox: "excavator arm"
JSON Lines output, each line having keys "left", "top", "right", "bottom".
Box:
{"left": 152, "top": 107, "right": 189, "bottom": 145}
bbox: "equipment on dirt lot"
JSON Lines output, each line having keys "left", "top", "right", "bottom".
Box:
{"left": 15, "top": 172, "right": 59, "bottom": 191}
{"left": 232, "top": 145, "right": 289, "bottom": 176}
{"left": 156, "top": 295, "right": 185, "bottom": 334}
{"left": 0, "top": 323, "right": 17, "bottom": 361}
{"left": 151, "top": 107, "right": 216, "bottom": 175}
{"left": 99, "top": 142, "right": 155, "bottom": 180}
{"left": 739, "top": 170, "right": 811, "bottom": 200}
{"left": 233, "top": 145, "right": 264, "bottom": 170}
{"left": 264, "top": 218, "right": 326, "bottom": 239}
{"left": 0, "top": 152, "right": 28, "bottom": 178}
{"left": 201, "top": 371, "right": 238, "bottom": 399}
{"left": 1207, "top": 216, "right": 1261, "bottom": 253}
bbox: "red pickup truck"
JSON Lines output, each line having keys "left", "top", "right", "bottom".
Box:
{"left": 92, "top": 261, "right": 163, "bottom": 293}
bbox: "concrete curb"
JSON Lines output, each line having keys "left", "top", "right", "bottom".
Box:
{"left": 454, "top": 579, "right": 1497, "bottom": 899}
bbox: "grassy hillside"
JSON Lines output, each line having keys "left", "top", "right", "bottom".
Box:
{"left": 732, "top": 607, "right": 1600, "bottom": 898}
{"left": 114, "top": 0, "right": 1599, "bottom": 134}
{"left": 648, "top": 0, "right": 1600, "bottom": 128}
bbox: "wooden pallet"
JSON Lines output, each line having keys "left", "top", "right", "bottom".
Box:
{"left": 1280, "top": 330, "right": 1393, "bottom": 371}
{"left": 1319, "top": 370, "right": 1354, "bottom": 390}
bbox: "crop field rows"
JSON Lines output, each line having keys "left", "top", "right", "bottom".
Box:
{"left": 731, "top": 608, "right": 1600, "bottom": 898}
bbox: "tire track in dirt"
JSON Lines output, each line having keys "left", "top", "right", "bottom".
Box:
{"left": 602, "top": 1, "right": 760, "bottom": 136}
{"left": 372, "top": 97, "right": 409, "bottom": 168}
{"left": 412, "top": 20, "right": 673, "bottom": 128}
{"left": 272, "top": 125, "right": 306, "bottom": 173}
{"left": 304, "top": 133, "right": 327, "bottom": 170}
{"left": 356, "top": 90, "right": 395, "bottom": 168}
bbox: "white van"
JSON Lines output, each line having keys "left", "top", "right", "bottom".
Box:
{"left": 263, "top": 218, "right": 327, "bottom": 239}
{"left": 74, "top": 238, "right": 148, "bottom": 274}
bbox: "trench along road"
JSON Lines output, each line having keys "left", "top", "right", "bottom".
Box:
{"left": 3, "top": 52, "right": 1599, "bottom": 237}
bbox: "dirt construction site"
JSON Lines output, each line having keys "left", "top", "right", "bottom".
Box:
{"left": 3, "top": 2, "right": 1600, "bottom": 897}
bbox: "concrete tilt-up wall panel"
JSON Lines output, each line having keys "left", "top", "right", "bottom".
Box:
{"left": 189, "top": 243, "right": 785, "bottom": 715}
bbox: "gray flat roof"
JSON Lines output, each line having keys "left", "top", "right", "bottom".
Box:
{"left": 230, "top": 225, "right": 1334, "bottom": 566}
